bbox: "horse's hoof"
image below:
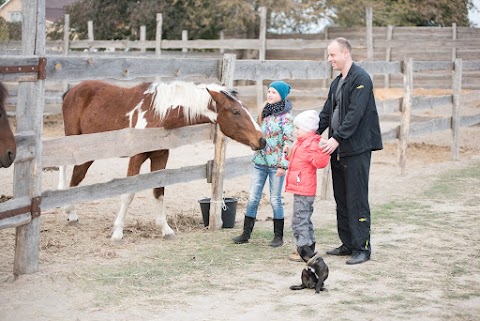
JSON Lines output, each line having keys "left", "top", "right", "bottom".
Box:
{"left": 163, "top": 233, "right": 177, "bottom": 241}
{"left": 66, "top": 219, "right": 79, "bottom": 225}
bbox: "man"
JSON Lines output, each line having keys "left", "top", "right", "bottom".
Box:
{"left": 318, "top": 37, "right": 383, "bottom": 265}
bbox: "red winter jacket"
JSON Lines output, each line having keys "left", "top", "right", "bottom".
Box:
{"left": 285, "top": 132, "right": 330, "bottom": 196}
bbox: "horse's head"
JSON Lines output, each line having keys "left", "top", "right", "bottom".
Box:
{"left": 0, "top": 83, "right": 16, "bottom": 168}
{"left": 207, "top": 87, "right": 266, "bottom": 150}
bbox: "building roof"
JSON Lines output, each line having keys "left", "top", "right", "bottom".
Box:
{"left": 46, "top": 0, "right": 78, "bottom": 23}
{"left": 0, "top": 0, "right": 78, "bottom": 23}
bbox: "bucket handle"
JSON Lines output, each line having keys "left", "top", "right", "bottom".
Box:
{"left": 210, "top": 198, "right": 228, "bottom": 211}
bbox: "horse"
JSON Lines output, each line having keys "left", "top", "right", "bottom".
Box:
{"left": 58, "top": 80, "right": 266, "bottom": 242}
{"left": 0, "top": 82, "right": 16, "bottom": 168}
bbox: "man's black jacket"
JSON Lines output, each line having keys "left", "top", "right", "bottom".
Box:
{"left": 318, "top": 63, "right": 383, "bottom": 157}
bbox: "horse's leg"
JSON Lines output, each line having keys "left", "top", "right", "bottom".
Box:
{"left": 150, "top": 149, "right": 175, "bottom": 239}
{"left": 57, "top": 165, "right": 68, "bottom": 190}
{"left": 111, "top": 153, "right": 149, "bottom": 243}
{"left": 65, "top": 161, "right": 94, "bottom": 223}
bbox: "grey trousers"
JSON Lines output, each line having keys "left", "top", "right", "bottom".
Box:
{"left": 291, "top": 194, "right": 316, "bottom": 248}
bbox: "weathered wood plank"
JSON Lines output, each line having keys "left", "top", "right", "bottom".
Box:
{"left": 413, "top": 61, "right": 454, "bottom": 72}
{"left": 14, "top": 131, "right": 36, "bottom": 163}
{"left": 41, "top": 163, "right": 207, "bottom": 210}
{"left": 234, "top": 60, "right": 331, "bottom": 80}
{"left": 463, "top": 60, "right": 480, "bottom": 71}
{"left": 43, "top": 125, "right": 213, "bottom": 167}
{"left": 46, "top": 56, "right": 221, "bottom": 81}
{"left": 409, "top": 117, "right": 451, "bottom": 137}
{"left": 376, "top": 98, "right": 402, "bottom": 114}
{"left": 162, "top": 39, "right": 259, "bottom": 50}
{"left": 0, "top": 197, "right": 32, "bottom": 230}
{"left": 381, "top": 126, "right": 399, "bottom": 141}
{"left": 356, "top": 61, "right": 402, "bottom": 75}
{"left": 0, "top": 56, "right": 43, "bottom": 82}
{"left": 461, "top": 113, "right": 480, "bottom": 127}
{"left": 412, "top": 95, "right": 453, "bottom": 111}
{"left": 224, "top": 155, "right": 252, "bottom": 179}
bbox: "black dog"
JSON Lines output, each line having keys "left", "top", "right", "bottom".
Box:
{"left": 290, "top": 256, "right": 329, "bottom": 293}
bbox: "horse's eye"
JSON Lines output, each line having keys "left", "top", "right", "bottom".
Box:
{"left": 232, "top": 109, "right": 240, "bottom": 115}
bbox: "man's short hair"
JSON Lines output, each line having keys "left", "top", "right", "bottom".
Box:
{"left": 333, "top": 37, "right": 352, "bottom": 53}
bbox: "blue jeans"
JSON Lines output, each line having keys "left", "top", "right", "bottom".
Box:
{"left": 246, "top": 164, "right": 285, "bottom": 219}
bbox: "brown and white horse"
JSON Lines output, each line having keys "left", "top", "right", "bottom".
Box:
{"left": 0, "top": 83, "right": 16, "bottom": 168}
{"left": 58, "top": 80, "right": 265, "bottom": 242}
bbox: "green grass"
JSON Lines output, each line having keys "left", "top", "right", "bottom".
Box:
{"left": 423, "top": 161, "right": 480, "bottom": 200}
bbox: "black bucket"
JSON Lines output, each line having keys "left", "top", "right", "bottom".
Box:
{"left": 198, "top": 197, "right": 237, "bottom": 228}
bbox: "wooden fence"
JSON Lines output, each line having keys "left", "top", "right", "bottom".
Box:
{"left": 1, "top": 3, "right": 480, "bottom": 276}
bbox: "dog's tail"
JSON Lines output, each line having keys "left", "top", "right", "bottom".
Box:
{"left": 289, "top": 284, "right": 306, "bottom": 291}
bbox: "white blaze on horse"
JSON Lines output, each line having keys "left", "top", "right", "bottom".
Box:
{"left": 58, "top": 80, "right": 265, "bottom": 242}
{"left": 0, "top": 83, "right": 16, "bottom": 168}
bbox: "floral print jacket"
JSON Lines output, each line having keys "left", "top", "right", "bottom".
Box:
{"left": 253, "top": 110, "right": 294, "bottom": 169}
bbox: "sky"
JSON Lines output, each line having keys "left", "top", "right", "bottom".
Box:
{"left": 469, "top": 0, "right": 480, "bottom": 26}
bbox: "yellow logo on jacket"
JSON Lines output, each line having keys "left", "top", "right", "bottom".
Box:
{"left": 356, "top": 85, "right": 364, "bottom": 89}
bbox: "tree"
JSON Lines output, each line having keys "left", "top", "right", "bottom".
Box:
{"left": 53, "top": 0, "right": 473, "bottom": 42}
{"left": 55, "top": 0, "right": 328, "bottom": 41}
{"left": 325, "top": 0, "right": 473, "bottom": 27}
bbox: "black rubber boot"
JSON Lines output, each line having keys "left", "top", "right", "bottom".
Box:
{"left": 270, "top": 218, "right": 284, "bottom": 247}
{"left": 310, "top": 242, "right": 317, "bottom": 254}
{"left": 297, "top": 245, "right": 316, "bottom": 262}
{"left": 232, "top": 216, "right": 255, "bottom": 244}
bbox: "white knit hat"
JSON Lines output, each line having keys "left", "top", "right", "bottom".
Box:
{"left": 294, "top": 110, "right": 319, "bottom": 132}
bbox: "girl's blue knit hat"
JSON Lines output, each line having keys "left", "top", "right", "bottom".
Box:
{"left": 268, "top": 81, "right": 291, "bottom": 101}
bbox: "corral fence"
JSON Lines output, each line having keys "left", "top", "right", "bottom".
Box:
{"left": 1, "top": 2, "right": 480, "bottom": 276}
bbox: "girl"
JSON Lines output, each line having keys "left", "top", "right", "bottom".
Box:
{"left": 232, "top": 81, "right": 294, "bottom": 247}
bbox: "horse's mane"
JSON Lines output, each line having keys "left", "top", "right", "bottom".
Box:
{"left": 147, "top": 81, "right": 235, "bottom": 122}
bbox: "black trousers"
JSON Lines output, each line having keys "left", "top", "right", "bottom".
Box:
{"left": 331, "top": 150, "right": 372, "bottom": 255}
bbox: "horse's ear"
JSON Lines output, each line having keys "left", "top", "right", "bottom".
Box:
{"left": 207, "top": 88, "right": 225, "bottom": 104}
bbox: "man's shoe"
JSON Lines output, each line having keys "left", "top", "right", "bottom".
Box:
{"left": 326, "top": 244, "right": 352, "bottom": 256}
{"left": 346, "top": 252, "right": 370, "bottom": 265}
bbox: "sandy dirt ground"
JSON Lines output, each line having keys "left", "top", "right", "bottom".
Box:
{"left": 0, "top": 88, "right": 479, "bottom": 321}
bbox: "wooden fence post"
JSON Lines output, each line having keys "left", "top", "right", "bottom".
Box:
{"left": 62, "top": 14, "right": 70, "bottom": 92}
{"left": 451, "top": 58, "right": 462, "bottom": 161}
{"left": 399, "top": 58, "right": 413, "bottom": 175}
{"left": 63, "top": 14, "right": 70, "bottom": 56}
{"left": 256, "top": 6, "right": 267, "bottom": 111}
{"left": 140, "top": 26, "right": 146, "bottom": 53}
{"left": 209, "top": 54, "right": 236, "bottom": 230}
{"left": 87, "top": 20, "right": 94, "bottom": 52}
{"left": 155, "top": 13, "right": 162, "bottom": 56}
{"left": 366, "top": 7, "right": 373, "bottom": 61}
{"left": 322, "top": 27, "right": 329, "bottom": 89}
{"left": 219, "top": 31, "right": 225, "bottom": 54}
{"left": 182, "top": 30, "right": 188, "bottom": 53}
{"left": 451, "top": 23, "right": 457, "bottom": 62}
{"left": 13, "top": 0, "right": 46, "bottom": 275}
{"left": 384, "top": 25, "right": 393, "bottom": 88}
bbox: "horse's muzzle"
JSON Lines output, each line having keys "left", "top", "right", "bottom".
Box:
{"left": 257, "top": 137, "right": 266, "bottom": 150}
{"left": 0, "top": 149, "right": 16, "bottom": 168}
